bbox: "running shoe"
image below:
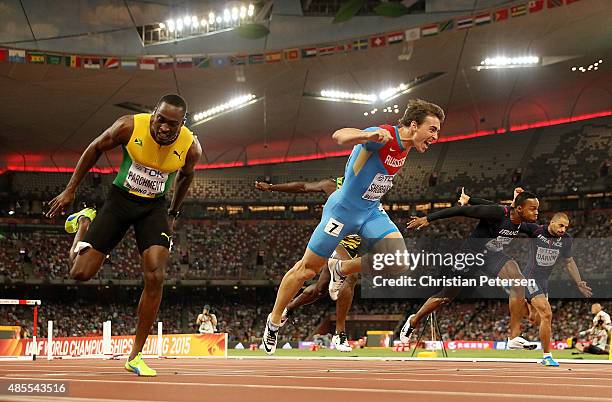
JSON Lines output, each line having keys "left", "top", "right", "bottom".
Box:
{"left": 65, "top": 207, "right": 96, "bottom": 234}
{"left": 332, "top": 332, "right": 352, "bottom": 352}
{"left": 540, "top": 356, "right": 560, "bottom": 367}
{"left": 124, "top": 352, "right": 156, "bottom": 376}
{"left": 262, "top": 314, "right": 278, "bottom": 355}
{"left": 399, "top": 314, "right": 416, "bottom": 344}
{"left": 507, "top": 336, "right": 538, "bottom": 350}
{"left": 328, "top": 259, "right": 346, "bottom": 301}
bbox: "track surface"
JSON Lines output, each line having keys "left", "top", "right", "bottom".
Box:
{"left": 1, "top": 358, "right": 612, "bottom": 402}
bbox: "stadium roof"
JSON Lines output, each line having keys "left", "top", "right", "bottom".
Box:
{"left": 0, "top": 0, "right": 610, "bottom": 169}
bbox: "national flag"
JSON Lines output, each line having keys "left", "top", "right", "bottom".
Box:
{"left": 248, "top": 53, "right": 264, "bottom": 64}
{"left": 8, "top": 49, "right": 26, "bottom": 63}
{"left": 193, "top": 56, "right": 210, "bottom": 68}
{"left": 121, "top": 58, "right": 137, "bottom": 69}
{"left": 156, "top": 57, "right": 174, "bottom": 70}
{"left": 103, "top": 57, "right": 119, "bottom": 69}
{"left": 456, "top": 17, "right": 474, "bottom": 29}
{"left": 421, "top": 24, "right": 438, "bottom": 37}
{"left": 283, "top": 48, "right": 299, "bottom": 61}
{"left": 265, "top": 51, "right": 282, "bottom": 62}
{"left": 404, "top": 27, "right": 421, "bottom": 41}
{"left": 46, "top": 54, "right": 63, "bottom": 65}
{"left": 529, "top": 0, "right": 544, "bottom": 13}
{"left": 511, "top": 4, "right": 527, "bottom": 17}
{"left": 211, "top": 56, "right": 229, "bottom": 67}
{"left": 317, "top": 46, "right": 335, "bottom": 56}
{"left": 0, "top": 48, "right": 8, "bottom": 62}
{"left": 301, "top": 47, "right": 317, "bottom": 58}
{"left": 138, "top": 57, "right": 156, "bottom": 70}
{"left": 438, "top": 19, "right": 454, "bottom": 32}
{"left": 229, "top": 55, "right": 247, "bottom": 65}
{"left": 82, "top": 57, "right": 101, "bottom": 69}
{"left": 335, "top": 43, "right": 352, "bottom": 53}
{"left": 494, "top": 8, "right": 509, "bottom": 21}
{"left": 27, "top": 52, "right": 45, "bottom": 64}
{"left": 66, "top": 55, "right": 81, "bottom": 68}
{"left": 387, "top": 32, "right": 404, "bottom": 45}
{"left": 369, "top": 35, "right": 386, "bottom": 48}
{"left": 474, "top": 13, "right": 492, "bottom": 25}
{"left": 175, "top": 56, "right": 193, "bottom": 68}
{"left": 352, "top": 39, "right": 368, "bottom": 50}
{"left": 547, "top": 0, "right": 563, "bottom": 7}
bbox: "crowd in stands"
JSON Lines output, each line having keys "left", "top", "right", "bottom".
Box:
{"left": 0, "top": 296, "right": 601, "bottom": 345}
{"left": 3, "top": 117, "right": 611, "bottom": 213}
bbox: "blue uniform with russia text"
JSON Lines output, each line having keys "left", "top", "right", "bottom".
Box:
{"left": 307, "top": 125, "right": 407, "bottom": 257}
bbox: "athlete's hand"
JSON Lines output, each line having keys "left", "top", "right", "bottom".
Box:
{"left": 511, "top": 187, "right": 524, "bottom": 207}
{"left": 365, "top": 129, "right": 393, "bottom": 144}
{"left": 255, "top": 181, "right": 273, "bottom": 192}
{"left": 457, "top": 187, "right": 470, "bottom": 206}
{"left": 407, "top": 216, "right": 429, "bottom": 230}
{"left": 46, "top": 189, "right": 75, "bottom": 218}
{"left": 577, "top": 281, "right": 593, "bottom": 298}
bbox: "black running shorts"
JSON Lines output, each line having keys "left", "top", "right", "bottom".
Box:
{"left": 83, "top": 185, "right": 171, "bottom": 254}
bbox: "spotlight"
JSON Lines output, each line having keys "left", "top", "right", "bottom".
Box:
{"left": 183, "top": 16, "right": 191, "bottom": 27}
{"left": 209, "top": 12, "right": 215, "bottom": 24}
{"left": 176, "top": 19, "right": 183, "bottom": 31}
{"left": 223, "top": 9, "right": 231, "bottom": 22}
{"left": 240, "top": 6, "right": 247, "bottom": 18}
{"left": 364, "top": 112, "right": 368, "bottom": 116}
{"left": 216, "top": 16, "right": 222, "bottom": 24}
{"left": 158, "top": 22, "right": 165, "bottom": 29}
{"left": 232, "top": 7, "right": 239, "bottom": 21}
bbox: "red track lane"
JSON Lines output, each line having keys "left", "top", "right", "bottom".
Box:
{"left": 1, "top": 359, "right": 612, "bottom": 402}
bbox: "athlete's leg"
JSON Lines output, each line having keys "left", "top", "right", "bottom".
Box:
{"left": 129, "top": 245, "right": 167, "bottom": 360}
{"left": 497, "top": 260, "right": 528, "bottom": 338}
{"left": 270, "top": 248, "right": 328, "bottom": 325}
{"left": 529, "top": 295, "right": 553, "bottom": 354}
{"left": 335, "top": 273, "right": 358, "bottom": 333}
{"left": 336, "top": 231, "right": 408, "bottom": 276}
{"left": 411, "top": 286, "right": 461, "bottom": 328}
{"left": 286, "top": 246, "right": 350, "bottom": 312}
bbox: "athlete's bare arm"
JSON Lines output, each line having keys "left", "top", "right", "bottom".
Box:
{"left": 408, "top": 204, "right": 505, "bottom": 230}
{"left": 563, "top": 257, "right": 592, "bottom": 297}
{"left": 332, "top": 128, "right": 392, "bottom": 146}
{"left": 168, "top": 136, "right": 202, "bottom": 219}
{"left": 46, "top": 115, "right": 134, "bottom": 218}
{"left": 255, "top": 179, "right": 337, "bottom": 197}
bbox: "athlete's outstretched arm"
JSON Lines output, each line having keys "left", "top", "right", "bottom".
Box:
{"left": 407, "top": 204, "right": 505, "bottom": 230}
{"left": 563, "top": 257, "right": 592, "bottom": 297}
{"left": 168, "top": 136, "right": 202, "bottom": 220}
{"left": 46, "top": 115, "right": 133, "bottom": 218}
{"left": 255, "top": 179, "right": 336, "bottom": 196}
{"left": 332, "top": 127, "right": 392, "bottom": 146}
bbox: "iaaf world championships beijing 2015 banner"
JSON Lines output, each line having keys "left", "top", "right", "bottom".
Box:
{"left": 0, "top": 333, "right": 227, "bottom": 358}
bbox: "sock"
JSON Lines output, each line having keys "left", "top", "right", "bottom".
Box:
{"left": 267, "top": 317, "right": 280, "bottom": 331}
{"left": 334, "top": 260, "right": 347, "bottom": 279}
{"left": 543, "top": 352, "right": 552, "bottom": 359}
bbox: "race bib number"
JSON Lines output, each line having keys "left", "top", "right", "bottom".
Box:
{"left": 535, "top": 246, "right": 560, "bottom": 267}
{"left": 324, "top": 218, "right": 344, "bottom": 237}
{"left": 485, "top": 236, "right": 513, "bottom": 252}
{"left": 362, "top": 173, "right": 394, "bottom": 201}
{"left": 124, "top": 162, "right": 168, "bottom": 197}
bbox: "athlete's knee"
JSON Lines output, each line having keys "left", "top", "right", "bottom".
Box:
{"left": 501, "top": 260, "right": 524, "bottom": 280}
{"left": 143, "top": 265, "right": 165, "bottom": 289}
{"left": 537, "top": 306, "right": 552, "bottom": 323}
{"left": 295, "top": 258, "right": 322, "bottom": 282}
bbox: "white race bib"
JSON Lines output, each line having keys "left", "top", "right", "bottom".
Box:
{"left": 362, "top": 173, "right": 394, "bottom": 201}
{"left": 124, "top": 162, "right": 168, "bottom": 197}
{"left": 535, "top": 246, "right": 560, "bottom": 267}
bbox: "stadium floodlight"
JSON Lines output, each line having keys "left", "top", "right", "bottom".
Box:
{"left": 318, "top": 90, "right": 378, "bottom": 104}
{"left": 475, "top": 55, "right": 540, "bottom": 71}
{"left": 158, "top": 22, "right": 165, "bottom": 29}
{"left": 571, "top": 59, "right": 603, "bottom": 73}
{"left": 191, "top": 16, "right": 199, "bottom": 27}
{"left": 232, "top": 7, "right": 239, "bottom": 21}
{"left": 166, "top": 19, "right": 175, "bottom": 32}
{"left": 248, "top": 3, "right": 255, "bottom": 16}
{"left": 191, "top": 94, "right": 260, "bottom": 126}
{"left": 176, "top": 19, "right": 183, "bottom": 31}
{"left": 223, "top": 9, "right": 231, "bottom": 23}
{"left": 216, "top": 16, "right": 223, "bottom": 24}
{"left": 240, "top": 6, "right": 247, "bottom": 18}
{"left": 208, "top": 12, "right": 215, "bottom": 24}
{"left": 183, "top": 16, "right": 191, "bottom": 27}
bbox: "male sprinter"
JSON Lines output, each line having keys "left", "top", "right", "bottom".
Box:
{"left": 262, "top": 99, "right": 445, "bottom": 354}
{"left": 520, "top": 213, "right": 592, "bottom": 366}
{"left": 400, "top": 191, "right": 540, "bottom": 350}
{"left": 46, "top": 94, "right": 202, "bottom": 376}
{"left": 255, "top": 177, "right": 359, "bottom": 351}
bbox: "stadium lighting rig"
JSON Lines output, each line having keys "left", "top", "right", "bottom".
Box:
{"left": 474, "top": 55, "right": 540, "bottom": 71}
{"left": 304, "top": 73, "right": 444, "bottom": 105}
{"left": 571, "top": 59, "right": 603, "bottom": 73}
{"left": 191, "top": 94, "right": 260, "bottom": 126}
{"left": 140, "top": 3, "right": 264, "bottom": 46}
